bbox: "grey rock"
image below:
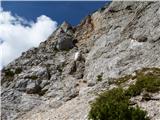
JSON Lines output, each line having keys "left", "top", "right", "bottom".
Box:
{"left": 40, "top": 80, "right": 49, "bottom": 88}
{"left": 56, "top": 33, "right": 74, "bottom": 50}
{"left": 48, "top": 100, "right": 63, "bottom": 108}
{"left": 67, "top": 61, "right": 76, "bottom": 74}
{"left": 17, "top": 94, "right": 44, "bottom": 112}
{"left": 26, "top": 81, "right": 41, "bottom": 94}
{"left": 15, "top": 79, "right": 28, "bottom": 91}
{"left": 41, "top": 85, "right": 50, "bottom": 94}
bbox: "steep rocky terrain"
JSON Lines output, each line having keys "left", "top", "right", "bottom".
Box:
{"left": 1, "top": 1, "right": 160, "bottom": 120}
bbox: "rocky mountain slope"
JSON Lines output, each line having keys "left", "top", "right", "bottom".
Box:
{"left": 1, "top": 1, "right": 160, "bottom": 120}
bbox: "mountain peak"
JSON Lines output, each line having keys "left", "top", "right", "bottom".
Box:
{"left": 1, "top": 2, "right": 160, "bottom": 120}
{"left": 60, "top": 21, "right": 72, "bottom": 32}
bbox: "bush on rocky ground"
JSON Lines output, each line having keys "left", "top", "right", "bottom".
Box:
{"left": 89, "top": 68, "right": 160, "bottom": 120}
{"left": 89, "top": 88, "right": 149, "bottom": 120}
{"left": 4, "top": 69, "right": 15, "bottom": 78}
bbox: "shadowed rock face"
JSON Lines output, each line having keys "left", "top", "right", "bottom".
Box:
{"left": 56, "top": 33, "right": 74, "bottom": 50}
{"left": 1, "top": 1, "right": 160, "bottom": 120}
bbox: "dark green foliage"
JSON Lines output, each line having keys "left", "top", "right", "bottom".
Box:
{"left": 125, "top": 84, "right": 142, "bottom": 97}
{"left": 4, "top": 69, "right": 15, "bottom": 77}
{"left": 88, "top": 88, "right": 149, "bottom": 120}
{"left": 15, "top": 68, "right": 22, "bottom": 74}
{"left": 89, "top": 68, "right": 160, "bottom": 120}
{"left": 129, "top": 106, "right": 149, "bottom": 120}
{"left": 30, "top": 75, "right": 38, "bottom": 80}
{"left": 96, "top": 73, "right": 103, "bottom": 82}
{"left": 3, "top": 68, "right": 22, "bottom": 81}
{"left": 25, "top": 75, "right": 38, "bottom": 80}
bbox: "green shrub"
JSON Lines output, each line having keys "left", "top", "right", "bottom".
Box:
{"left": 125, "top": 84, "right": 142, "bottom": 97}
{"left": 96, "top": 73, "right": 103, "bottom": 82}
{"left": 15, "top": 68, "right": 22, "bottom": 74}
{"left": 88, "top": 88, "right": 149, "bottom": 120}
{"left": 137, "top": 74, "right": 160, "bottom": 93}
{"left": 4, "top": 69, "right": 15, "bottom": 77}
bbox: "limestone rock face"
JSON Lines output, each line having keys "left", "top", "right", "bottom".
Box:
{"left": 1, "top": 1, "right": 160, "bottom": 120}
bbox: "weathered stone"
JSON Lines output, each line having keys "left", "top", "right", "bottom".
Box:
{"left": 67, "top": 61, "right": 76, "bottom": 74}
{"left": 56, "top": 33, "right": 74, "bottom": 50}
{"left": 40, "top": 80, "right": 49, "bottom": 88}
{"left": 15, "top": 79, "right": 29, "bottom": 91}
{"left": 26, "top": 81, "right": 41, "bottom": 94}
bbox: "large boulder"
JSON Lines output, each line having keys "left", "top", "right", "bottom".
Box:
{"left": 56, "top": 33, "right": 74, "bottom": 50}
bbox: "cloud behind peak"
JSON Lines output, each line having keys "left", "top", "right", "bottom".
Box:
{"left": 0, "top": 9, "right": 57, "bottom": 69}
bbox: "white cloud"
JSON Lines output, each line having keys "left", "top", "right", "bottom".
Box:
{"left": 0, "top": 8, "right": 57, "bottom": 69}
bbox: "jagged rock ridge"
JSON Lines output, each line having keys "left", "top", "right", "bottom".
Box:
{"left": 1, "top": 1, "right": 160, "bottom": 120}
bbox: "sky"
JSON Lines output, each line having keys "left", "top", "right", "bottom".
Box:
{"left": 2, "top": 1, "right": 107, "bottom": 25}
{"left": 0, "top": 1, "right": 108, "bottom": 69}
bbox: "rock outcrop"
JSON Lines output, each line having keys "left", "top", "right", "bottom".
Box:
{"left": 1, "top": 1, "right": 160, "bottom": 120}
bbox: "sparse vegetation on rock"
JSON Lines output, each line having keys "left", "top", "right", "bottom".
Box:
{"left": 89, "top": 68, "right": 160, "bottom": 120}
{"left": 25, "top": 75, "right": 38, "bottom": 80}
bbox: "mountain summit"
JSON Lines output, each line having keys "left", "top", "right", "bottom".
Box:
{"left": 1, "top": 1, "right": 160, "bottom": 120}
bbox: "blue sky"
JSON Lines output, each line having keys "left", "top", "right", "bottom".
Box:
{"left": 2, "top": 1, "right": 108, "bottom": 25}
